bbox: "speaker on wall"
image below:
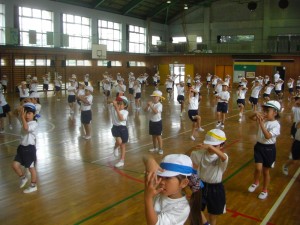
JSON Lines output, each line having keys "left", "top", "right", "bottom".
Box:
{"left": 126, "top": 61, "right": 130, "bottom": 68}
{"left": 50, "top": 60, "right": 55, "bottom": 67}
{"left": 61, "top": 60, "right": 66, "bottom": 67}
{"left": 107, "top": 61, "right": 111, "bottom": 68}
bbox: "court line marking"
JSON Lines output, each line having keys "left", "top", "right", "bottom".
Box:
{"left": 260, "top": 167, "right": 300, "bottom": 225}
{"left": 0, "top": 139, "right": 20, "bottom": 146}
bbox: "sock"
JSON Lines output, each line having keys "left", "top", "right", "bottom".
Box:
{"left": 262, "top": 189, "right": 268, "bottom": 193}
{"left": 31, "top": 183, "right": 36, "bottom": 187}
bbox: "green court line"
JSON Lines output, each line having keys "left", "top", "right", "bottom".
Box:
{"left": 74, "top": 158, "right": 254, "bottom": 224}
{"left": 74, "top": 189, "right": 144, "bottom": 225}
{"left": 223, "top": 158, "right": 253, "bottom": 183}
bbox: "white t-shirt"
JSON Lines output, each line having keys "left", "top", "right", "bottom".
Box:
{"left": 110, "top": 104, "right": 128, "bottom": 126}
{"left": 191, "top": 150, "right": 228, "bottom": 183}
{"left": 292, "top": 106, "right": 300, "bottom": 123}
{"left": 153, "top": 195, "right": 190, "bottom": 225}
{"left": 251, "top": 86, "right": 262, "bottom": 98}
{"left": 176, "top": 85, "right": 185, "bottom": 96}
{"left": 68, "top": 85, "right": 76, "bottom": 96}
{"left": 0, "top": 93, "right": 7, "bottom": 106}
{"left": 264, "top": 86, "right": 274, "bottom": 95}
{"left": 81, "top": 94, "right": 93, "bottom": 111}
{"left": 20, "top": 120, "right": 38, "bottom": 146}
{"left": 165, "top": 80, "right": 173, "bottom": 89}
{"left": 188, "top": 95, "right": 199, "bottom": 110}
{"left": 274, "top": 73, "right": 280, "bottom": 82}
{"left": 18, "top": 86, "right": 29, "bottom": 98}
{"left": 237, "top": 89, "right": 247, "bottom": 100}
{"left": 217, "top": 91, "right": 230, "bottom": 103}
{"left": 257, "top": 120, "right": 280, "bottom": 144}
{"left": 148, "top": 102, "right": 162, "bottom": 122}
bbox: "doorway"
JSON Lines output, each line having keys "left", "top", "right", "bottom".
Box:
{"left": 170, "top": 64, "right": 185, "bottom": 83}
{"left": 275, "top": 66, "right": 286, "bottom": 90}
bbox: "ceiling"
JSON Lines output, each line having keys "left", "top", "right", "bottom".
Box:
{"left": 50, "top": 0, "right": 217, "bottom": 24}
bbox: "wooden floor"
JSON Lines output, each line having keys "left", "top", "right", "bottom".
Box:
{"left": 0, "top": 85, "right": 299, "bottom": 225}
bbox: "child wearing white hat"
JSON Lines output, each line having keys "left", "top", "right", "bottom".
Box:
{"left": 248, "top": 100, "right": 281, "bottom": 200}
{"left": 143, "top": 154, "right": 202, "bottom": 225}
{"left": 189, "top": 129, "right": 228, "bottom": 225}
{"left": 145, "top": 90, "right": 164, "bottom": 155}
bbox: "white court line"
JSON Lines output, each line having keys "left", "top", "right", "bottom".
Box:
{"left": 0, "top": 139, "right": 20, "bottom": 146}
{"left": 91, "top": 109, "right": 252, "bottom": 163}
{"left": 260, "top": 167, "right": 300, "bottom": 225}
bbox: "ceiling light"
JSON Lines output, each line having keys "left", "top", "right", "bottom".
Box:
{"left": 184, "top": 4, "right": 188, "bottom": 9}
{"left": 167, "top": 0, "right": 171, "bottom": 3}
{"left": 278, "top": 0, "right": 289, "bottom": 9}
{"left": 247, "top": 1, "right": 257, "bottom": 11}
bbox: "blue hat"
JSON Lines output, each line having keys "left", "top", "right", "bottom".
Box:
{"left": 157, "top": 154, "right": 196, "bottom": 177}
{"left": 23, "top": 103, "right": 36, "bottom": 111}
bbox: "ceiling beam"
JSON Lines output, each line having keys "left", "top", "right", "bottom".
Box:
{"left": 93, "top": 0, "right": 107, "bottom": 9}
{"left": 121, "top": 0, "right": 145, "bottom": 15}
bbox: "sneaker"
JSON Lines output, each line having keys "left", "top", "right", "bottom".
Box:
{"left": 248, "top": 183, "right": 259, "bottom": 192}
{"left": 282, "top": 164, "right": 288, "bottom": 176}
{"left": 221, "top": 124, "right": 225, "bottom": 129}
{"left": 149, "top": 148, "right": 158, "bottom": 152}
{"left": 190, "top": 136, "right": 196, "bottom": 141}
{"left": 84, "top": 136, "right": 91, "bottom": 140}
{"left": 258, "top": 191, "right": 268, "bottom": 200}
{"left": 23, "top": 185, "right": 37, "bottom": 194}
{"left": 114, "top": 147, "right": 120, "bottom": 157}
{"left": 114, "top": 160, "right": 124, "bottom": 168}
{"left": 9, "top": 124, "right": 13, "bottom": 130}
{"left": 238, "top": 118, "right": 242, "bottom": 122}
{"left": 239, "top": 112, "right": 243, "bottom": 117}
{"left": 19, "top": 177, "right": 28, "bottom": 188}
{"left": 158, "top": 149, "right": 163, "bottom": 155}
{"left": 198, "top": 127, "right": 205, "bottom": 132}
{"left": 216, "top": 122, "right": 221, "bottom": 128}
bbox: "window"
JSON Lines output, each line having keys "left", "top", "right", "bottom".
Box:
{"left": 197, "top": 37, "right": 203, "bottom": 43}
{"left": 128, "top": 25, "right": 146, "bottom": 53}
{"left": 217, "top": 35, "right": 254, "bottom": 43}
{"left": 1, "top": 58, "right": 5, "bottom": 66}
{"left": 152, "top": 36, "right": 161, "bottom": 45}
{"left": 15, "top": 59, "right": 25, "bottom": 66}
{"left": 172, "top": 37, "right": 187, "bottom": 43}
{"left": 98, "top": 20, "right": 122, "bottom": 52}
{"left": 63, "top": 14, "right": 91, "bottom": 50}
{"left": 128, "top": 61, "right": 146, "bottom": 67}
{"left": 36, "top": 59, "right": 50, "bottom": 66}
{"left": 97, "top": 60, "right": 122, "bottom": 67}
{"left": 25, "top": 59, "right": 35, "bottom": 66}
{"left": 77, "top": 60, "right": 92, "bottom": 66}
{"left": 0, "top": 4, "right": 5, "bottom": 45}
{"left": 19, "top": 7, "right": 54, "bottom": 47}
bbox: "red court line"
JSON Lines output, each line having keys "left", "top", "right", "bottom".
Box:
{"left": 227, "top": 209, "right": 275, "bottom": 225}
{"left": 108, "top": 163, "right": 144, "bottom": 184}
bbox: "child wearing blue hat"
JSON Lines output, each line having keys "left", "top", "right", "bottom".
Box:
{"left": 12, "top": 103, "right": 39, "bottom": 193}
{"left": 143, "top": 154, "right": 202, "bottom": 225}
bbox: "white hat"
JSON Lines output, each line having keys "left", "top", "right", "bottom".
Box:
{"left": 263, "top": 100, "right": 281, "bottom": 111}
{"left": 71, "top": 74, "right": 77, "bottom": 78}
{"left": 69, "top": 79, "right": 75, "bottom": 82}
{"left": 116, "top": 96, "right": 128, "bottom": 106}
{"left": 23, "top": 102, "right": 36, "bottom": 111}
{"left": 32, "top": 77, "right": 37, "bottom": 81}
{"left": 204, "top": 129, "right": 227, "bottom": 145}
{"left": 27, "top": 74, "right": 31, "bottom": 78}
{"left": 157, "top": 154, "right": 195, "bottom": 177}
{"left": 21, "top": 81, "right": 27, "bottom": 85}
{"left": 85, "top": 86, "right": 93, "bottom": 92}
{"left": 222, "top": 82, "right": 229, "bottom": 87}
{"left": 150, "top": 90, "right": 163, "bottom": 98}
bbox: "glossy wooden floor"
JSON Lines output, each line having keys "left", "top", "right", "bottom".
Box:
{"left": 0, "top": 85, "right": 299, "bottom": 225}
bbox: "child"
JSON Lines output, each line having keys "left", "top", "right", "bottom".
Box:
{"left": 54, "top": 75, "right": 62, "bottom": 101}
{"left": 77, "top": 86, "right": 93, "bottom": 140}
{"left": 262, "top": 81, "right": 275, "bottom": 103}
{"left": 133, "top": 79, "right": 142, "bottom": 110}
{"left": 110, "top": 96, "right": 129, "bottom": 168}
{"left": 290, "top": 95, "right": 300, "bottom": 139}
{"left": 0, "top": 89, "right": 13, "bottom": 131}
{"left": 236, "top": 85, "right": 248, "bottom": 122}
{"left": 145, "top": 90, "right": 164, "bottom": 155}
{"left": 1, "top": 74, "right": 8, "bottom": 93}
{"left": 176, "top": 81, "right": 185, "bottom": 117}
{"left": 188, "top": 88, "right": 205, "bottom": 141}
{"left": 216, "top": 83, "right": 230, "bottom": 129}
{"left": 42, "top": 73, "right": 50, "bottom": 97}
{"left": 143, "top": 154, "right": 202, "bottom": 225}
{"left": 287, "top": 78, "right": 294, "bottom": 101}
{"left": 84, "top": 73, "right": 89, "bottom": 86}
{"left": 189, "top": 129, "right": 228, "bottom": 225}
{"left": 165, "top": 75, "right": 174, "bottom": 102}
{"left": 282, "top": 120, "right": 300, "bottom": 176}
{"left": 248, "top": 100, "right": 281, "bottom": 200}
{"left": 12, "top": 103, "right": 38, "bottom": 193}
{"left": 249, "top": 80, "right": 263, "bottom": 112}
{"left": 67, "top": 79, "right": 76, "bottom": 115}
{"left": 18, "top": 81, "right": 30, "bottom": 102}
